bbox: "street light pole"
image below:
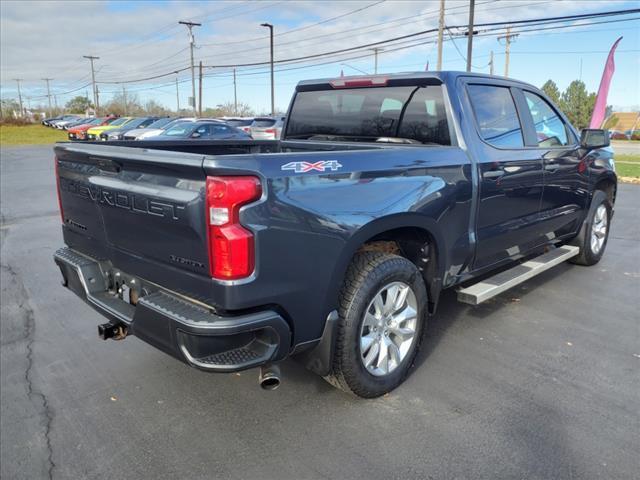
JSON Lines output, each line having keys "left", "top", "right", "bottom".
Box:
{"left": 179, "top": 20, "right": 201, "bottom": 116}
{"left": 261, "top": 23, "right": 275, "bottom": 116}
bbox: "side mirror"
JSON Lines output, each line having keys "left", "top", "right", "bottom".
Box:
{"left": 580, "top": 129, "right": 610, "bottom": 149}
{"left": 191, "top": 132, "right": 201, "bottom": 138}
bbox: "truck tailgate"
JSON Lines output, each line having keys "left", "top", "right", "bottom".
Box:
{"left": 54, "top": 144, "right": 209, "bottom": 277}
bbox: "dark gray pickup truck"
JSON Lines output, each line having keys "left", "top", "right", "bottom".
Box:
{"left": 53, "top": 72, "right": 616, "bottom": 397}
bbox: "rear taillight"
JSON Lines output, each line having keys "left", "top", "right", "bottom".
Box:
{"left": 54, "top": 156, "right": 64, "bottom": 223}
{"left": 264, "top": 128, "right": 275, "bottom": 134}
{"left": 205, "top": 176, "right": 261, "bottom": 280}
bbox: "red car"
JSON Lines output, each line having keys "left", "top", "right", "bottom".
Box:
{"left": 68, "top": 116, "right": 117, "bottom": 141}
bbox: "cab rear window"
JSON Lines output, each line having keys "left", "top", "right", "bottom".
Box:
{"left": 286, "top": 85, "right": 451, "bottom": 145}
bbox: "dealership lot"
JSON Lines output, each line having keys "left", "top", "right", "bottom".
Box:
{"left": 1, "top": 145, "right": 638, "bottom": 479}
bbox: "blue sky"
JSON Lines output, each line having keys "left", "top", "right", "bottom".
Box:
{"left": 1, "top": 0, "right": 638, "bottom": 114}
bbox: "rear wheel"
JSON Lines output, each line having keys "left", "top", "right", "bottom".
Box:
{"left": 569, "top": 190, "right": 611, "bottom": 266}
{"left": 325, "top": 251, "right": 427, "bottom": 398}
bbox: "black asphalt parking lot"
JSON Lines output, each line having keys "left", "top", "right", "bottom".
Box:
{"left": 1, "top": 145, "right": 638, "bottom": 480}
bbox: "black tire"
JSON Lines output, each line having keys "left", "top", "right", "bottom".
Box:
{"left": 325, "top": 251, "right": 428, "bottom": 398}
{"left": 569, "top": 190, "right": 611, "bottom": 266}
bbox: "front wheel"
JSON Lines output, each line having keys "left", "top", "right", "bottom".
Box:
{"left": 569, "top": 190, "right": 611, "bottom": 266}
{"left": 325, "top": 251, "right": 427, "bottom": 398}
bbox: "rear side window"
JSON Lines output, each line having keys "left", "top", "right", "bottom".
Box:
{"left": 398, "top": 87, "right": 451, "bottom": 145}
{"left": 286, "top": 85, "right": 451, "bottom": 145}
{"left": 523, "top": 91, "right": 570, "bottom": 147}
{"left": 468, "top": 85, "right": 523, "bottom": 148}
{"left": 209, "top": 124, "right": 231, "bottom": 134}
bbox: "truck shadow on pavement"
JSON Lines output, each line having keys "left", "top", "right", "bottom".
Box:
{"left": 412, "top": 262, "right": 574, "bottom": 371}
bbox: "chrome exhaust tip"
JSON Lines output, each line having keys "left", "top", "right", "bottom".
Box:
{"left": 258, "top": 364, "right": 281, "bottom": 390}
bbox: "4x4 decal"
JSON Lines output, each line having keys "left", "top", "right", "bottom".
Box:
{"left": 281, "top": 160, "right": 343, "bottom": 173}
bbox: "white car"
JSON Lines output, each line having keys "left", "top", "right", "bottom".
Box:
{"left": 222, "top": 117, "right": 254, "bottom": 135}
{"left": 137, "top": 118, "right": 223, "bottom": 140}
{"left": 122, "top": 117, "right": 176, "bottom": 140}
{"left": 249, "top": 116, "right": 285, "bottom": 140}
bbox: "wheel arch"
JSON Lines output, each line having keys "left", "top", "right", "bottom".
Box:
{"left": 325, "top": 213, "right": 448, "bottom": 317}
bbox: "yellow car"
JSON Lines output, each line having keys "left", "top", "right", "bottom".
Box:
{"left": 86, "top": 117, "right": 134, "bottom": 141}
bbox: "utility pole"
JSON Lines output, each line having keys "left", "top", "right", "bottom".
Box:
{"left": 175, "top": 74, "right": 180, "bottom": 112}
{"left": 437, "top": 0, "right": 445, "bottom": 70}
{"left": 122, "top": 85, "right": 127, "bottom": 116}
{"left": 498, "top": 27, "right": 519, "bottom": 77}
{"left": 198, "top": 61, "right": 203, "bottom": 117}
{"left": 13, "top": 79, "right": 24, "bottom": 116}
{"left": 579, "top": 58, "right": 583, "bottom": 81}
{"left": 233, "top": 68, "right": 238, "bottom": 115}
{"left": 371, "top": 47, "right": 383, "bottom": 74}
{"left": 261, "top": 23, "right": 275, "bottom": 116}
{"left": 465, "top": 0, "right": 475, "bottom": 72}
{"left": 83, "top": 55, "right": 100, "bottom": 114}
{"left": 178, "top": 20, "right": 201, "bottom": 116}
{"left": 42, "top": 78, "right": 53, "bottom": 112}
{"left": 489, "top": 51, "right": 494, "bottom": 75}
{"left": 54, "top": 94, "right": 58, "bottom": 112}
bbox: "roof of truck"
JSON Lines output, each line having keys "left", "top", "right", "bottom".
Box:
{"left": 296, "top": 71, "right": 535, "bottom": 90}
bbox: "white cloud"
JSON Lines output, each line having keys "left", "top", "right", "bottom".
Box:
{"left": 1, "top": 0, "right": 636, "bottom": 109}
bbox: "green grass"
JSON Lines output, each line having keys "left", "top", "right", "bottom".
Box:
{"left": 615, "top": 154, "right": 640, "bottom": 179}
{"left": 616, "top": 154, "right": 640, "bottom": 163}
{"left": 0, "top": 124, "right": 68, "bottom": 146}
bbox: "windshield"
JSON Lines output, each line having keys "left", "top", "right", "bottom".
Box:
{"left": 286, "top": 85, "right": 451, "bottom": 145}
{"left": 160, "top": 122, "right": 194, "bottom": 136}
{"left": 146, "top": 117, "right": 174, "bottom": 129}
{"left": 124, "top": 117, "right": 153, "bottom": 129}
{"left": 109, "top": 117, "right": 130, "bottom": 126}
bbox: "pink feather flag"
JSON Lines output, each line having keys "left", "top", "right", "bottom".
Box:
{"left": 590, "top": 36, "right": 623, "bottom": 129}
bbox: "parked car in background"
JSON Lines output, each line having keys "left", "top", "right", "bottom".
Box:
{"left": 50, "top": 115, "right": 84, "bottom": 129}
{"left": 99, "top": 116, "right": 161, "bottom": 141}
{"left": 62, "top": 117, "right": 92, "bottom": 130}
{"left": 86, "top": 117, "right": 134, "bottom": 141}
{"left": 42, "top": 115, "right": 65, "bottom": 126}
{"left": 149, "top": 120, "right": 250, "bottom": 140}
{"left": 223, "top": 117, "right": 254, "bottom": 135}
{"left": 135, "top": 117, "right": 220, "bottom": 139}
{"left": 610, "top": 130, "right": 627, "bottom": 140}
{"left": 56, "top": 116, "right": 87, "bottom": 129}
{"left": 123, "top": 117, "right": 177, "bottom": 140}
{"left": 135, "top": 117, "right": 198, "bottom": 140}
{"left": 67, "top": 117, "right": 116, "bottom": 140}
{"left": 249, "top": 116, "right": 286, "bottom": 140}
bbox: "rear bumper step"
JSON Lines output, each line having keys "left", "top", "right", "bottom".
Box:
{"left": 457, "top": 246, "right": 579, "bottom": 305}
{"left": 54, "top": 247, "right": 291, "bottom": 372}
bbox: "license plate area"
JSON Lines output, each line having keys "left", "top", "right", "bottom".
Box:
{"left": 109, "top": 269, "right": 154, "bottom": 306}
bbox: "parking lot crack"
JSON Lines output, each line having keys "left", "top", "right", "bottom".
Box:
{"left": 1, "top": 263, "right": 56, "bottom": 479}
